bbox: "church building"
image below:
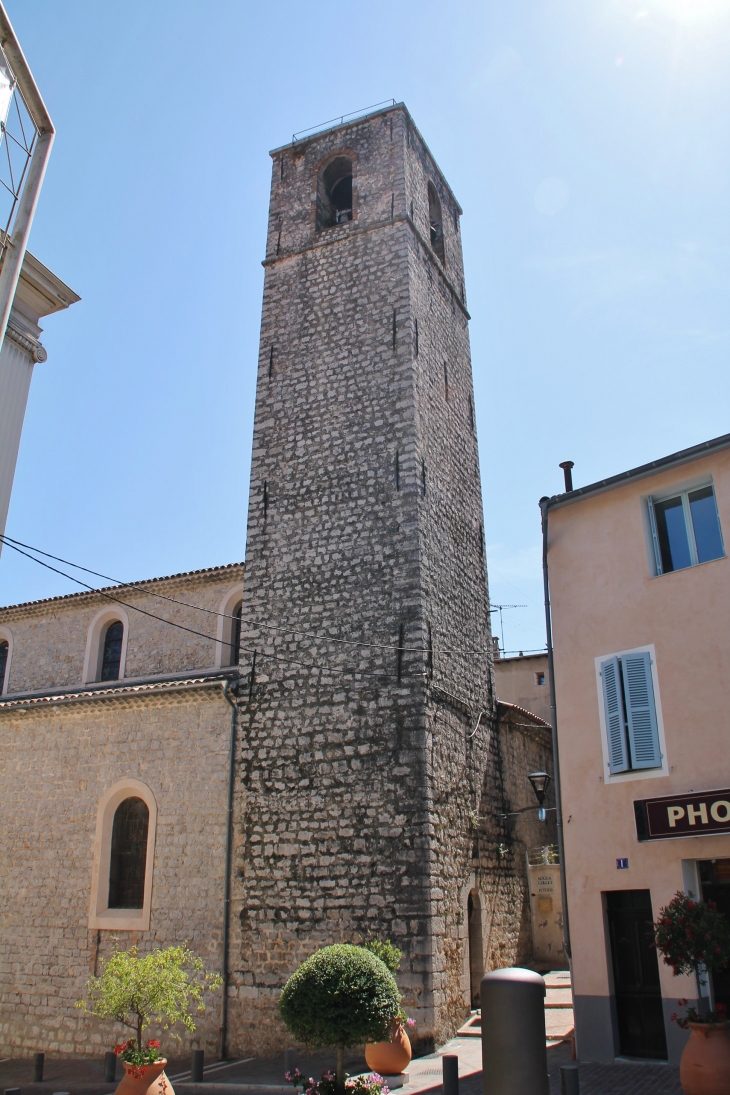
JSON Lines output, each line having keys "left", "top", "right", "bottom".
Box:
{"left": 0, "top": 103, "right": 554, "bottom": 1060}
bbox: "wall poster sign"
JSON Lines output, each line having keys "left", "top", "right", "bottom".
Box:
{"left": 635, "top": 788, "right": 730, "bottom": 841}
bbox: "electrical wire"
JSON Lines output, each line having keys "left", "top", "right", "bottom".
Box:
{"left": 0, "top": 533, "right": 495, "bottom": 657}
{"left": 0, "top": 535, "right": 390, "bottom": 682}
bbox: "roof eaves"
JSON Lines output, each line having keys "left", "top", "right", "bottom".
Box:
{"left": 544, "top": 432, "right": 730, "bottom": 511}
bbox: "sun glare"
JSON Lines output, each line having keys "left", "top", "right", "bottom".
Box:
{"left": 647, "top": 0, "right": 730, "bottom": 25}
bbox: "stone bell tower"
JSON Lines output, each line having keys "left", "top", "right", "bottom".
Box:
{"left": 230, "top": 103, "right": 499, "bottom": 1053}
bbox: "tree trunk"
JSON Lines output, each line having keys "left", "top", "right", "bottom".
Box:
{"left": 336, "top": 1046, "right": 345, "bottom": 1095}
{"left": 137, "top": 1013, "right": 143, "bottom": 1049}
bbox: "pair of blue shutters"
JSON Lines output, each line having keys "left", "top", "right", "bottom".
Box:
{"left": 600, "top": 651, "right": 661, "bottom": 773}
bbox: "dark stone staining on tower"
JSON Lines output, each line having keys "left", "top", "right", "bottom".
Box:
{"left": 468, "top": 394, "right": 474, "bottom": 431}
{"left": 280, "top": 156, "right": 285, "bottom": 180}
{"left": 392, "top": 308, "right": 397, "bottom": 350}
{"left": 426, "top": 621, "right": 433, "bottom": 679}
{"left": 478, "top": 523, "right": 484, "bottom": 558}
{"left": 391, "top": 192, "right": 394, "bottom": 221}
{"left": 262, "top": 480, "right": 268, "bottom": 519}
{"left": 421, "top": 459, "right": 427, "bottom": 496}
{"left": 268, "top": 345, "right": 274, "bottom": 378}
{"left": 410, "top": 200, "right": 414, "bottom": 219}
{"left": 395, "top": 449, "right": 400, "bottom": 490}
{"left": 444, "top": 362, "right": 449, "bottom": 402}
{"left": 414, "top": 317, "right": 419, "bottom": 356}
{"left": 397, "top": 623, "right": 405, "bottom": 681}
{"left": 276, "top": 230, "right": 282, "bottom": 255}
{"left": 316, "top": 156, "right": 353, "bottom": 230}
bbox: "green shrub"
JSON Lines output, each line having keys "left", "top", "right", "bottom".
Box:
{"left": 279, "top": 945, "right": 400, "bottom": 1094}
{"left": 362, "top": 940, "right": 402, "bottom": 974}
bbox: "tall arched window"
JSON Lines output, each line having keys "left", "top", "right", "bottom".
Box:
{"left": 0, "top": 640, "right": 8, "bottom": 694}
{"left": 428, "top": 181, "right": 445, "bottom": 265}
{"left": 467, "top": 889, "right": 484, "bottom": 1007}
{"left": 108, "top": 796, "right": 149, "bottom": 909}
{"left": 316, "top": 156, "right": 353, "bottom": 231}
{"left": 230, "top": 602, "right": 242, "bottom": 667}
{"left": 100, "top": 620, "right": 124, "bottom": 681}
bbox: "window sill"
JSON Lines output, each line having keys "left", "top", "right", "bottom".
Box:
{"left": 89, "top": 906, "right": 150, "bottom": 931}
{"left": 649, "top": 553, "right": 726, "bottom": 578}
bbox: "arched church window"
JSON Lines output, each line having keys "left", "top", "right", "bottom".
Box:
{"left": 428, "top": 182, "right": 445, "bottom": 265}
{"left": 100, "top": 620, "right": 124, "bottom": 681}
{"left": 108, "top": 796, "right": 149, "bottom": 909}
{"left": 230, "top": 603, "right": 242, "bottom": 666}
{"left": 0, "top": 640, "right": 8, "bottom": 694}
{"left": 316, "top": 157, "right": 353, "bottom": 231}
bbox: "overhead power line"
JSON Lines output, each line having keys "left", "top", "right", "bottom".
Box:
{"left": 0, "top": 533, "right": 496, "bottom": 658}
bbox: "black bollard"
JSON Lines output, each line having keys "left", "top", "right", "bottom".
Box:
{"left": 104, "top": 1051, "right": 117, "bottom": 1083}
{"left": 5, "top": 1088, "right": 20, "bottom": 1095}
{"left": 192, "top": 1049, "right": 205, "bottom": 1083}
{"left": 442, "top": 1054, "right": 459, "bottom": 1095}
{"left": 481, "top": 967, "right": 549, "bottom": 1095}
{"left": 284, "top": 1048, "right": 298, "bottom": 1074}
{"left": 560, "top": 1065, "right": 579, "bottom": 1095}
{"left": 33, "top": 1054, "right": 45, "bottom": 1083}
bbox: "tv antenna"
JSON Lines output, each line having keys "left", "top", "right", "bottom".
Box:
{"left": 489, "top": 604, "right": 527, "bottom": 655}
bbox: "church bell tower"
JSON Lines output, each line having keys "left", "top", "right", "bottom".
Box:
{"left": 232, "top": 103, "right": 496, "bottom": 1052}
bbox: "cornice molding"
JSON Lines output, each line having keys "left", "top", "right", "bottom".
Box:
{"left": 6, "top": 318, "right": 46, "bottom": 361}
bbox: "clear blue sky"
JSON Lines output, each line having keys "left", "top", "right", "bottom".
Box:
{"left": 1, "top": 0, "right": 728, "bottom": 654}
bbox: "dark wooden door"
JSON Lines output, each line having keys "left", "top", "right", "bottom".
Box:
{"left": 699, "top": 859, "right": 730, "bottom": 1009}
{"left": 606, "top": 890, "right": 668, "bottom": 1059}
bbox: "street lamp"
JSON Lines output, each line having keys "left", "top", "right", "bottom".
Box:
{"left": 528, "top": 771, "right": 551, "bottom": 821}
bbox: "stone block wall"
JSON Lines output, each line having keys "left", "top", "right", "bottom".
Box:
{"left": 0, "top": 564, "right": 243, "bottom": 694}
{"left": 0, "top": 686, "right": 232, "bottom": 1058}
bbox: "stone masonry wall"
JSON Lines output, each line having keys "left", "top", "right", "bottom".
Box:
{"left": 0, "top": 564, "right": 244, "bottom": 694}
{"left": 0, "top": 686, "right": 232, "bottom": 1058}
{"left": 228, "top": 103, "right": 512, "bottom": 1056}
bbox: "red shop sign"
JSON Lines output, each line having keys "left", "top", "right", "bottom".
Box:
{"left": 635, "top": 788, "right": 730, "bottom": 841}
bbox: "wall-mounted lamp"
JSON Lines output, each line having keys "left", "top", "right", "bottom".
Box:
{"left": 528, "top": 771, "right": 551, "bottom": 821}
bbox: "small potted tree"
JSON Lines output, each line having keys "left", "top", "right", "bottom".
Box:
{"left": 654, "top": 892, "right": 730, "bottom": 1095}
{"left": 361, "top": 942, "right": 415, "bottom": 1076}
{"left": 77, "top": 943, "right": 222, "bottom": 1095}
{"left": 279, "top": 944, "right": 401, "bottom": 1095}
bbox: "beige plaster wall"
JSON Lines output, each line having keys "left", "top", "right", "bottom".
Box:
{"left": 548, "top": 448, "right": 730, "bottom": 1051}
{"left": 0, "top": 687, "right": 231, "bottom": 1058}
{"left": 494, "top": 654, "right": 551, "bottom": 725}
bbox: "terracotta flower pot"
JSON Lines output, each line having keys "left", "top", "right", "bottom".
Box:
{"left": 114, "top": 1059, "right": 175, "bottom": 1095}
{"left": 365, "top": 1024, "right": 412, "bottom": 1076}
{"left": 680, "top": 1023, "right": 730, "bottom": 1095}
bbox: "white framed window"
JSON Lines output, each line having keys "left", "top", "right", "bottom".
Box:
{"left": 83, "top": 607, "right": 129, "bottom": 683}
{"left": 647, "top": 479, "right": 725, "bottom": 576}
{"left": 0, "top": 626, "right": 12, "bottom": 694}
{"left": 88, "top": 778, "right": 157, "bottom": 931}
{"left": 595, "top": 645, "right": 667, "bottom": 781}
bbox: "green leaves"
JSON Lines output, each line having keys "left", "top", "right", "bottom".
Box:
{"left": 76, "top": 944, "right": 222, "bottom": 1044}
{"left": 279, "top": 944, "right": 401, "bottom": 1050}
{"left": 362, "top": 940, "right": 402, "bottom": 974}
{"left": 654, "top": 892, "right": 730, "bottom": 976}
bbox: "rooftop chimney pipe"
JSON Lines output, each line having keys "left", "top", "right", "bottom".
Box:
{"left": 559, "top": 461, "right": 574, "bottom": 492}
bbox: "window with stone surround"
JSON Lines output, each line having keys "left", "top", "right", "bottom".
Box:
{"left": 0, "top": 631, "right": 10, "bottom": 694}
{"left": 316, "top": 156, "right": 353, "bottom": 230}
{"left": 216, "top": 585, "right": 244, "bottom": 668}
{"left": 100, "top": 620, "right": 124, "bottom": 681}
{"left": 88, "top": 779, "right": 157, "bottom": 931}
{"left": 83, "top": 607, "right": 129, "bottom": 683}
{"left": 428, "top": 181, "right": 445, "bottom": 265}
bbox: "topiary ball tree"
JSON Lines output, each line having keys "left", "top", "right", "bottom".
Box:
{"left": 279, "top": 944, "right": 401, "bottom": 1094}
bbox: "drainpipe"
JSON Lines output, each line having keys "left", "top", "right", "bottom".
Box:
{"left": 220, "top": 676, "right": 239, "bottom": 1059}
{"left": 539, "top": 497, "right": 571, "bottom": 960}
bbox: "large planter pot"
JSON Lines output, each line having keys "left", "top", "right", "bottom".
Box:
{"left": 365, "top": 1025, "right": 412, "bottom": 1076}
{"left": 114, "top": 1059, "right": 175, "bottom": 1095}
{"left": 680, "top": 1023, "right": 730, "bottom": 1095}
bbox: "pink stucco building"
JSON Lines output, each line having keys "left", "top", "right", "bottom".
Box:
{"left": 543, "top": 432, "right": 730, "bottom": 1065}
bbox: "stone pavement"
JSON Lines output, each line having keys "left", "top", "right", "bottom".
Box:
{"left": 0, "top": 1041, "right": 683, "bottom": 1095}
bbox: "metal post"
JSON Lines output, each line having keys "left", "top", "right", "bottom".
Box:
{"left": 192, "top": 1049, "right": 204, "bottom": 1083}
{"left": 104, "top": 1051, "right": 117, "bottom": 1083}
{"left": 32, "top": 1053, "right": 44, "bottom": 1082}
{"left": 0, "top": 4, "right": 55, "bottom": 360}
{"left": 560, "top": 1065, "right": 579, "bottom": 1095}
{"left": 481, "top": 968, "right": 549, "bottom": 1095}
{"left": 442, "top": 1054, "right": 459, "bottom": 1095}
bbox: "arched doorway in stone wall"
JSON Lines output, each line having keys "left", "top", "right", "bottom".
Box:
{"left": 467, "top": 889, "right": 484, "bottom": 1008}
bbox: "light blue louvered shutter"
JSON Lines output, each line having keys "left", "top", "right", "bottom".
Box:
{"left": 622, "top": 651, "right": 661, "bottom": 770}
{"left": 601, "top": 657, "right": 629, "bottom": 774}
